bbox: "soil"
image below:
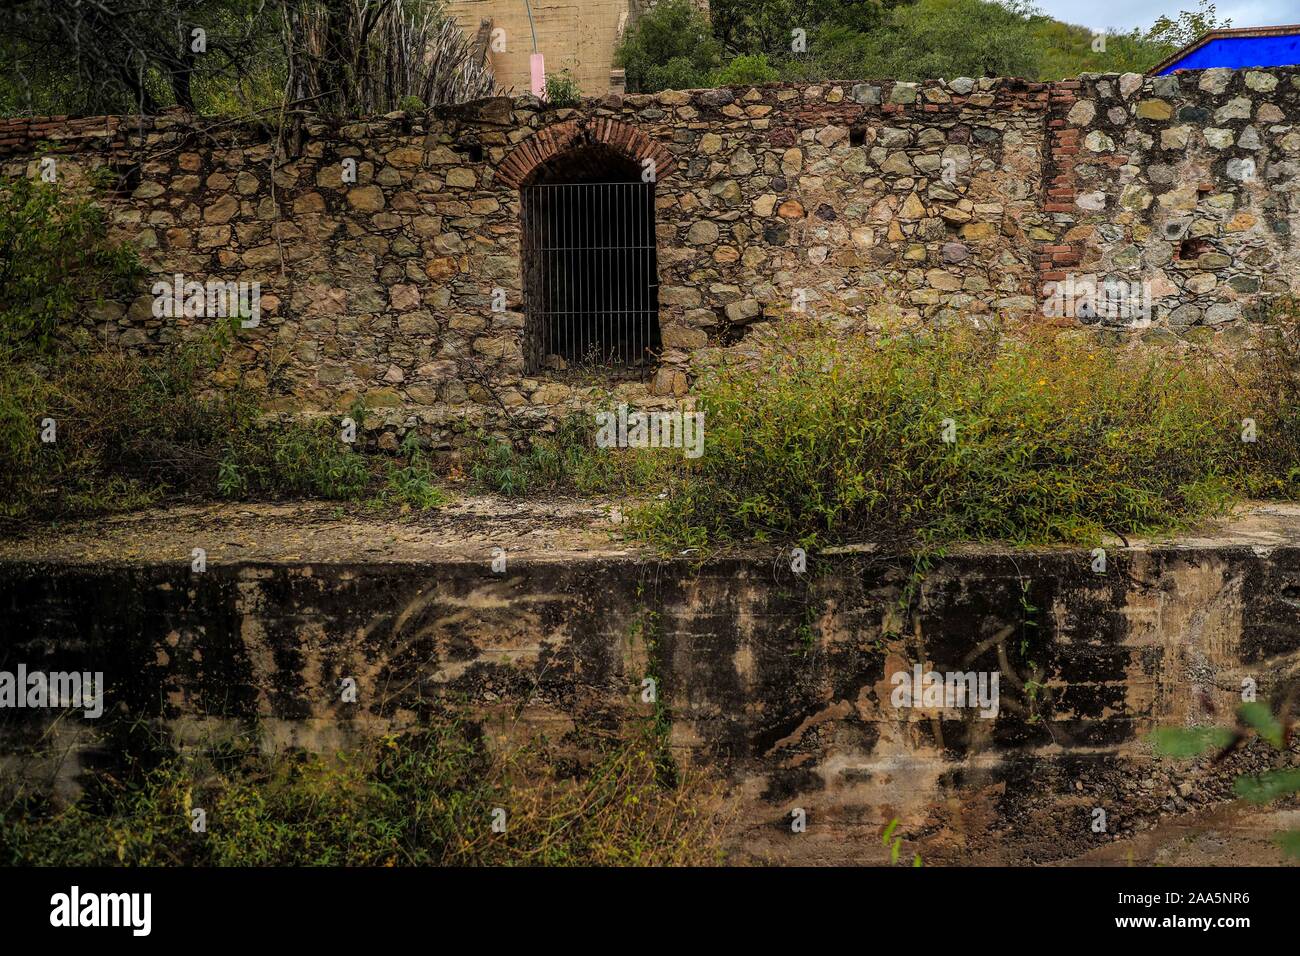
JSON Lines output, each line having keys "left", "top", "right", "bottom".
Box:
{"left": 6, "top": 497, "right": 1300, "bottom": 566}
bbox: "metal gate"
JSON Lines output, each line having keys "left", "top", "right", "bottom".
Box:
{"left": 521, "top": 181, "right": 660, "bottom": 371}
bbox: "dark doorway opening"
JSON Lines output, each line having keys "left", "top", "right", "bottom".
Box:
{"left": 520, "top": 145, "right": 661, "bottom": 373}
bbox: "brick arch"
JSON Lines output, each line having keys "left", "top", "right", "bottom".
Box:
{"left": 495, "top": 117, "right": 675, "bottom": 189}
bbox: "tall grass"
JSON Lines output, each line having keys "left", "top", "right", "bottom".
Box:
{"left": 0, "top": 722, "right": 724, "bottom": 866}
{"left": 634, "top": 317, "right": 1294, "bottom": 551}
{"left": 469, "top": 414, "right": 682, "bottom": 498}
{"left": 0, "top": 331, "right": 447, "bottom": 520}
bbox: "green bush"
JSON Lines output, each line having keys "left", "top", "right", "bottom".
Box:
{"left": 1028, "top": 19, "right": 1171, "bottom": 80}
{"left": 543, "top": 69, "right": 582, "bottom": 107}
{"left": 1152, "top": 693, "right": 1300, "bottom": 859}
{"left": 633, "top": 317, "right": 1291, "bottom": 551}
{"left": 217, "top": 408, "right": 372, "bottom": 502}
{"left": 0, "top": 176, "right": 451, "bottom": 519}
{"left": 368, "top": 431, "right": 451, "bottom": 511}
{"left": 615, "top": 0, "right": 722, "bottom": 92}
{"left": 0, "top": 177, "right": 141, "bottom": 358}
{"left": 858, "top": 0, "right": 1042, "bottom": 81}
{"left": 0, "top": 332, "right": 242, "bottom": 519}
{"left": 0, "top": 330, "right": 449, "bottom": 519}
{"left": 711, "top": 53, "right": 781, "bottom": 86}
{"left": 469, "top": 414, "right": 681, "bottom": 498}
{"left": 0, "top": 722, "right": 724, "bottom": 866}
{"left": 706, "top": 0, "right": 1190, "bottom": 82}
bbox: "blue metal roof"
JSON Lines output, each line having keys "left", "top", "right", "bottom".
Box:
{"left": 1152, "top": 26, "right": 1300, "bottom": 75}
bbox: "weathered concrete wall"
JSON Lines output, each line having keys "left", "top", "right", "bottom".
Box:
{"left": 2, "top": 68, "right": 1298, "bottom": 444}
{"left": 4, "top": 541, "right": 1299, "bottom": 864}
{"left": 446, "top": 0, "right": 632, "bottom": 96}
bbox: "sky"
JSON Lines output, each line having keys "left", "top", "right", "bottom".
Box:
{"left": 1030, "top": 0, "right": 1300, "bottom": 33}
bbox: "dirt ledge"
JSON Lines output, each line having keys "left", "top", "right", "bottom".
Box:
{"left": 5, "top": 498, "right": 1300, "bottom": 567}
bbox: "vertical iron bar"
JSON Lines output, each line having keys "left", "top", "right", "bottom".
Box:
{"left": 543, "top": 187, "right": 549, "bottom": 364}
{"left": 525, "top": 187, "right": 532, "bottom": 369}
{"left": 637, "top": 182, "right": 642, "bottom": 366}
{"left": 621, "top": 182, "right": 626, "bottom": 366}
{"left": 647, "top": 183, "right": 655, "bottom": 366}
{"left": 527, "top": 188, "right": 535, "bottom": 369}
{"left": 529, "top": 188, "right": 535, "bottom": 368}
{"left": 540, "top": 187, "right": 548, "bottom": 364}
{"left": 626, "top": 182, "right": 631, "bottom": 366}
{"left": 598, "top": 183, "right": 602, "bottom": 365}
{"left": 587, "top": 184, "right": 592, "bottom": 366}
{"left": 598, "top": 183, "right": 603, "bottom": 366}
{"left": 568, "top": 182, "right": 573, "bottom": 365}
{"left": 628, "top": 182, "right": 634, "bottom": 366}
{"left": 618, "top": 182, "right": 626, "bottom": 365}
{"left": 638, "top": 183, "right": 643, "bottom": 366}
{"left": 542, "top": 188, "right": 547, "bottom": 366}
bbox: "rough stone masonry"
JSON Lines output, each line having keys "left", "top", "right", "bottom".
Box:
{"left": 1, "top": 67, "right": 1298, "bottom": 447}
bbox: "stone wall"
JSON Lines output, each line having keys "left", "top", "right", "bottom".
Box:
{"left": 1043, "top": 68, "right": 1300, "bottom": 339}
{"left": 2, "top": 67, "right": 1299, "bottom": 444}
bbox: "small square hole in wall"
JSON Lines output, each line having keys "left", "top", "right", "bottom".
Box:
{"left": 461, "top": 141, "right": 485, "bottom": 163}
{"left": 97, "top": 160, "right": 141, "bottom": 197}
{"left": 849, "top": 127, "right": 867, "bottom": 147}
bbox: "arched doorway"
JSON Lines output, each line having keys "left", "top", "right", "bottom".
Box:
{"left": 499, "top": 120, "right": 673, "bottom": 374}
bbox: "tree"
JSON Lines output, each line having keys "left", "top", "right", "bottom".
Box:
{"left": 1145, "top": 0, "right": 1231, "bottom": 49}
{"left": 709, "top": 0, "right": 900, "bottom": 57}
{"left": 1, "top": 0, "right": 495, "bottom": 118}
{"left": 3, "top": 0, "right": 276, "bottom": 115}
{"left": 614, "top": 0, "right": 722, "bottom": 93}
{"left": 710, "top": 53, "right": 781, "bottom": 86}
{"left": 860, "top": 0, "right": 1041, "bottom": 81}
{"left": 283, "top": 0, "right": 495, "bottom": 116}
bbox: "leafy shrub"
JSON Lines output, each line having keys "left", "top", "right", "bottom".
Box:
{"left": 217, "top": 409, "right": 372, "bottom": 501}
{"left": 0, "top": 331, "right": 245, "bottom": 519}
{"left": 615, "top": 0, "right": 722, "bottom": 92}
{"left": 1144, "top": 0, "right": 1231, "bottom": 48}
{"left": 469, "top": 414, "right": 681, "bottom": 498}
{"left": 711, "top": 53, "right": 781, "bottom": 86}
{"left": 368, "top": 432, "right": 450, "bottom": 511}
{"left": 0, "top": 177, "right": 140, "bottom": 358}
{"left": 860, "top": 0, "right": 1042, "bottom": 81}
{"left": 1028, "top": 19, "right": 1172, "bottom": 80}
{"left": 0, "top": 722, "right": 724, "bottom": 866}
{"left": 1, "top": 330, "right": 448, "bottom": 519}
{"left": 1152, "top": 692, "right": 1300, "bottom": 859}
{"left": 633, "top": 317, "right": 1279, "bottom": 551}
{"left": 0, "top": 178, "right": 451, "bottom": 520}
{"left": 543, "top": 69, "right": 582, "bottom": 107}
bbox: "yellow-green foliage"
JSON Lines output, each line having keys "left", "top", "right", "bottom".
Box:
{"left": 0, "top": 177, "right": 141, "bottom": 356}
{"left": 1028, "top": 19, "right": 1170, "bottom": 81}
{"left": 635, "top": 317, "right": 1298, "bottom": 551}
{"left": 0, "top": 343, "right": 449, "bottom": 520}
{"left": 0, "top": 723, "right": 724, "bottom": 866}
{"left": 469, "top": 414, "right": 683, "bottom": 498}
